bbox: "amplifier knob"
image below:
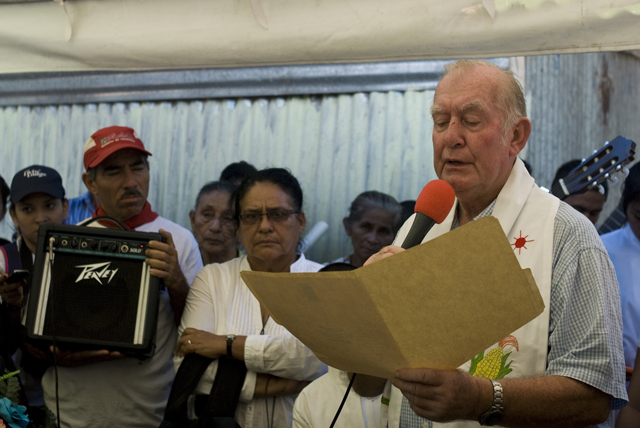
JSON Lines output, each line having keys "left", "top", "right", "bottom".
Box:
{"left": 71, "top": 238, "right": 79, "bottom": 248}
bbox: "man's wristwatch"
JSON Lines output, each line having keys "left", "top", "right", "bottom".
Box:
{"left": 479, "top": 379, "right": 504, "bottom": 426}
{"left": 226, "top": 334, "right": 236, "bottom": 358}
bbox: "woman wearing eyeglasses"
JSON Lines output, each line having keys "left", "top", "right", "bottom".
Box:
{"left": 175, "top": 168, "right": 327, "bottom": 428}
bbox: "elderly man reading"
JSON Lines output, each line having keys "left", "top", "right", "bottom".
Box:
{"left": 356, "top": 60, "right": 627, "bottom": 428}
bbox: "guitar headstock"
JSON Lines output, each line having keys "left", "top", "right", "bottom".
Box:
{"left": 554, "top": 136, "right": 636, "bottom": 199}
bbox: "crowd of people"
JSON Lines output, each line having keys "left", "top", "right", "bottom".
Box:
{"left": 0, "top": 59, "right": 638, "bottom": 428}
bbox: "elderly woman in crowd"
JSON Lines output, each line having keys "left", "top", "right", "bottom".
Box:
{"left": 175, "top": 168, "right": 327, "bottom": 428}
{"left": 189, "top": 181, "right": 240, "bottom": 265}
{"left": 334, "top": 191, "right": 402, "bottom": 267}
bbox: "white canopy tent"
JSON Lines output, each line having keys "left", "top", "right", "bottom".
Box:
{"left": 0, "top": 0, "right": 639, "bottom": 74}
{"left": 1, "top": 0, "right": 638, "bottom": 260}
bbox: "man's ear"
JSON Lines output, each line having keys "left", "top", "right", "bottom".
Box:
{"left": 61, "top": 199, "right": 70, "bottom": 223}
{"left": 297, "top": 211, "right": 307, "bottom": 235}
{"left": 343, "top": 217, "right": 352, "bottom": 237}
{"left": 508, "top": 117, "right": 531, "bottom": 157}
{"left": 9, "top": 205, "right": 18, "bottom": 230}
{"left": 82, "top": 172, "right": 99, "bottom": 196}
{"left": 189, "top": 210, "right": 196, "bottom": 230}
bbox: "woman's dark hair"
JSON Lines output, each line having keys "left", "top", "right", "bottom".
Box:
{"left": 345, "top": 191, "right": 403, "bottom": 232}
{"left": 232, "top": 168, "right": 303, "bottom": 220}
{"left": 622, "top": 162, "right": 640, "bottom": 214}
{"left": 320, "top": 262, "right": 356, "bottom": 273}
{"left": 194, "top": 181, "right": 237, "bottom": 210}
{"left": 0, "top": 174, "right": 9, "bottom": 216}
{"left": 399, "top": 200, "right": 416, "bottom": 226}
{"left": 220, "top": 161, "right": 258, "bottom": 185}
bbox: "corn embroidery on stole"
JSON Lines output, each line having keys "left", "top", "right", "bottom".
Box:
{"left": 384, "top": 159, "right": 558, "bottom": 428}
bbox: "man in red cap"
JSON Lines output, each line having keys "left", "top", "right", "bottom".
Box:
{"left": 40, "top": 126, "right": 203, "bottom": 428}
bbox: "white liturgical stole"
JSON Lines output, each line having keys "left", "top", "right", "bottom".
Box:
{"left": 384, "top": 159, "right": 559, "bottom": 428}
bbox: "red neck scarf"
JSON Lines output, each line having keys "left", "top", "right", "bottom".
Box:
{"left": 92, "top": 201, "right": 159, "bottom": 230}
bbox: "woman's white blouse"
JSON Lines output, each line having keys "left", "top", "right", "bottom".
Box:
{"left": 176, "top": 254, "right": 327, "bottom": 428}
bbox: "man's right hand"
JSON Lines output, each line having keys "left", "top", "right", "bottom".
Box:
{"left": 50, "top": 346, "right": 125, "bottom": 367}
{"left": 0, "top": 270, "right": 25, "bottom": 308}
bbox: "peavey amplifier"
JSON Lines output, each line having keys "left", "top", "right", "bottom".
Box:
{"left": 26, "top": 223, "right": 164, "bottom": 359}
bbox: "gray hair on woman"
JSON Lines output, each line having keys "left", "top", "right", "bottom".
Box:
{"left": 345, "top": 191, "right": 403, "bottom": 232}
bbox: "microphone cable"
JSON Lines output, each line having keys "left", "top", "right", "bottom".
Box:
{"left": 329, "top": 373, "right": 356, "bottom": 428}
{"left": 48, "top": 236, "right": 61, "bottom": 428}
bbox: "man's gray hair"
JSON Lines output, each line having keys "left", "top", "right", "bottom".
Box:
{"left": 441, "top": 60, "right": 527, "bottom": 142}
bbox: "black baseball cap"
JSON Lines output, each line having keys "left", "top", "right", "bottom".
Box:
{"left": 10, "top": 165, "right": 66, "bottom": 204}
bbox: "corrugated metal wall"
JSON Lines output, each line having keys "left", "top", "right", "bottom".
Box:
{"left": 525, "top": 52, "right": 640, "bottom": 225}
{"left": 4, "top": 52, "right": 635, "bottom": 262}
{"left": 0, "top": 91, "right": 437, "bottom": 263}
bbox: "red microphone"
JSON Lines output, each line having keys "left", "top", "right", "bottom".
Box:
{"left": 400, "top": 180, "right": 456, "bottom": 249}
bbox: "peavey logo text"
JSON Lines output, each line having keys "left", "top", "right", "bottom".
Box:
{"left": 75, "top": 262, "right": 119, "bottom": 284}
{"left": 23, "top": 169, "right": 47, "bottom": 179}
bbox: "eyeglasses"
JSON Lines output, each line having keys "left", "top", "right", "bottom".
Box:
{"left": 238, "top": 209, "right": 299, "bottom": 226}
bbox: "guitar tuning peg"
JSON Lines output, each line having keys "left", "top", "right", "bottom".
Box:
{"left": 604, "top": 141, "right": 610, "bottom": 145}
{"left": 582, "top": 158, "right": 587, "bottom": 163}
{"left": 623, "top": 167, "right": 630, "bottom": 178}
{"left": 608, "top": 175, "right": 619, "bottom": 185}
{"left": 593, "top": 149, "right": 599, "bottom": 154}
{"left": 597, "top": 184, "right": 605, "bottom": 195}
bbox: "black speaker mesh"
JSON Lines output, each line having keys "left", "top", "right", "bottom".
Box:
{"left": 43, "top": 253, "right": 143, "bottom": 344}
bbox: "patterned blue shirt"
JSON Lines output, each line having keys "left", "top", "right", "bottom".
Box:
{"left": 400, "top": 200, "right": 627, "bottom": 428}
{"left": 65, "top": 191, "right": 95, "bottom": 225}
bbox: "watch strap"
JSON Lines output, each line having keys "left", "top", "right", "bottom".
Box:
{"left": 479, "top": 379, "right": 504, "bottom": 426}
{"left": 226, "top": 334, "right": 236, "bottom": 357}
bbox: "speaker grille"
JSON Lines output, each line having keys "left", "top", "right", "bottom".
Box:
{"left": 42, "top": 253, "right": 143, "bottom": 344}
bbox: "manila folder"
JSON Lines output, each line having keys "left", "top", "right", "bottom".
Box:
{"left": 241, "top": 216, "right": 544, "bottom": 378}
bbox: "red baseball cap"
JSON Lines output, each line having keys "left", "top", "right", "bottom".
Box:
{"left": 83, "top": 126, "right": 152, "bottom": 170}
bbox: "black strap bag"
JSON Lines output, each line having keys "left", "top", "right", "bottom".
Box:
{"left": 160, "top": 353, "right": 247, "bottom": 428}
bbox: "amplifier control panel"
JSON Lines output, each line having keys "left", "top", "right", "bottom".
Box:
{"left": 51, "top": 235, "right": 150, "bottom": 256}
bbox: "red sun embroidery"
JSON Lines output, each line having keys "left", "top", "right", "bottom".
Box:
{"left": 511, "top": 231, "right": 534, "bottom": 255}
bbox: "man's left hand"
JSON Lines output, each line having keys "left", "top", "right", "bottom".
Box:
{"left": 145, "top": 229, "right": 190, "bottom": 323}
{"left": 393, "top": 368, "right": 491, "bottom": 422}
{"left": 145, "top": 229, "right": 186, "bottom": 289}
